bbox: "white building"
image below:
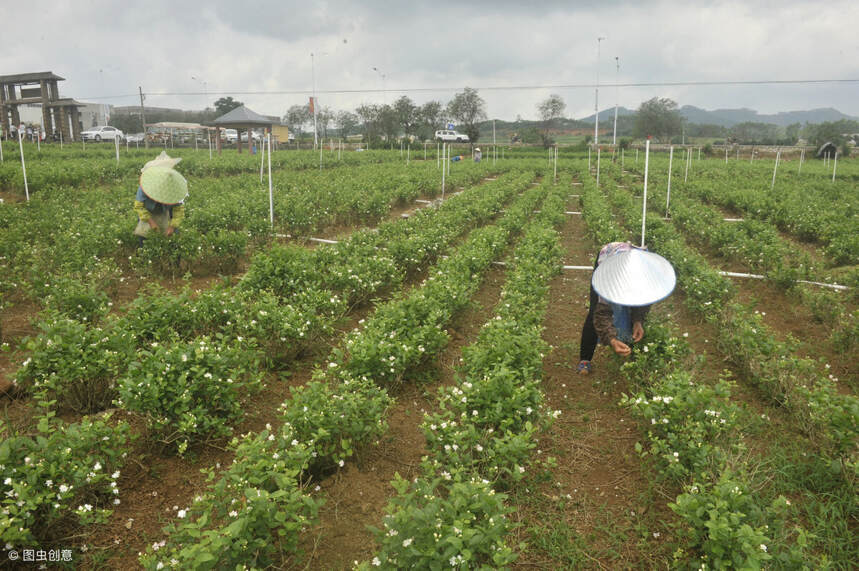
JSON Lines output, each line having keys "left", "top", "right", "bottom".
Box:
{"left": 17, "top": 101, "right": 109, "bottom": 129}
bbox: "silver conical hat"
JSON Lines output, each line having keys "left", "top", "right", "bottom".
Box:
{"left": 592, "top": 249, "right": 676, "bottom": 306}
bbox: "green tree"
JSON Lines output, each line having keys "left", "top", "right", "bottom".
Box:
{"left": 355, "top": 103, "right": 381, "bottom": 146}
{"left": 537, "top": 94, "right": 566, "bottom": 148}
{"left": 336, "top": 110, "right": 359, "bottom": 137}
{"left": 213, "top": 96, "right": 243, "bottom": 116}
{"left": 392, "top": 96, "right": 419, "bottom": 138}
{"left": 283, "top": 104, "right": 311, "bottom": 137}
{"left": 634, "top": 97, "right": 682, "bottom": 142}
{"left": 417, "top": 101, "right": 444, "bottom": 140}
{"left": 447, "top": 87, "right": 487, "bottom": 143}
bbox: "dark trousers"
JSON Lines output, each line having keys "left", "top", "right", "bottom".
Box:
{"left": 579, "top": 257, "right": 601, "bottom": 361}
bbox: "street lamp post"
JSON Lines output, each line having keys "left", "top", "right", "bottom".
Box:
{"left": 612, "top": 57, "right": 619, "bottom": 146}
{"left": 311, "top": 52, "right": 319, "bottom": 149}
{"left": 594, "top": 36, "right": 605, "bottom": 146}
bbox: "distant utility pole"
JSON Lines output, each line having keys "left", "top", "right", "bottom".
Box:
{"left": 594, "top": 36, "right": 605, "bottom": 146}
{"left": 139, "top": 86, "right": 148, "bottom": 149}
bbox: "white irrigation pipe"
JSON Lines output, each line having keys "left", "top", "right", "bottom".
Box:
{"left": 831, "top": 152, "right": 838, "bottom": 182}
{"left": 267, "top": 134, "right": 274, "bottom": 227}
{"left": 770, "top": 151, "right": 780, "bottom": 190}
{"left": 18, "top": 130, "right": 29, "bottom": 201}
{"left": 718, "top": 271, "right": 848, "bottom": 291}
{"left": 666, "top": 146, "right": 674, "bottom": 217}
{"left": 641, "top": 139, "right": 650, "bottom": 248}
{"left": 309, "top": 237, "right": 338, "bottom": 244}
{"left": 565, "top": 211, "right": 582, "bottom": 215}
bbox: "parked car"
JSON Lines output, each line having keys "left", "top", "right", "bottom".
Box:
{"left": 126, "top": 133, "right": 145, "bottom": 144}
{"left": 240, "top": 131, "right": 262, "bottom": 143}
{"left": 435, "top": 129, "right": 469, "bottom": 142}
{"left": 81, "top": 125, "right": 124, "bottom": 142}
{"left": 221, "top": 129, "right": 238, "bottom": 143}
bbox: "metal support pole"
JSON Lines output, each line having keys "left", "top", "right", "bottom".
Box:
{"left": 666, "top": 146, "right": 673, "bottom": 216}
{"left": 641, "top": 140, "right": 650, "bottom": 247}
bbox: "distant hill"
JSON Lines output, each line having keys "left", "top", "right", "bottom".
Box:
{"left": 578, "top": 107, "right": 637, "bottom": 124}
{"left": 579, "top": 105, "right": 857, "bottom": 127}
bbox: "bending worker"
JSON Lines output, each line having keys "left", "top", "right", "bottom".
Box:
{"left": 577, "top": 241, "right": 676, "bottom": 374}
{"left": 133, "top": 152, "right": 188, "bottom": 243}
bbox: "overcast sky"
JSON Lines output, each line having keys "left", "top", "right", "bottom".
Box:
{"left": 3, "top": 0, "right": 858, "bottom": 121}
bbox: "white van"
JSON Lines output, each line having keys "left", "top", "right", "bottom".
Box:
{"left": 435, "top": 129, "right": 469, "bottom": 142}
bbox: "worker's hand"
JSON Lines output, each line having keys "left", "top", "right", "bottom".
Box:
{"left": 610, "top": 338, "right": 631, "bottom": 357}
{"left": 147, "top": 219, "right": 159, "bottom": 230}
{"left": 632, "top": 321, "right": 645, "bottom": 343}
{"left": 165, "top": 226, "right": 174, "bottom": 237}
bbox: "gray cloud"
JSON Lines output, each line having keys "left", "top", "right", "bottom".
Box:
{"left": 1, "top": 0, "right": 856, "bottom": 121}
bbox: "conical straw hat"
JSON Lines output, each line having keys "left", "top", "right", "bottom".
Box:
{"left": 139, "top": 166, "right": 188, "bottom": 205}
{"left": 591, "top": 248, "right": 676, "bottom": 306}
{"left": 141, "top": 151, "right": 182, "bottom": 172}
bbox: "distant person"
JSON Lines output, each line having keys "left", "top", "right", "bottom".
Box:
{"left": 133, "top": 152, "right": 188, "bottom": 245}
{"left": 577, "top": 242, "right": 676, "bottom": 374}
{"left": 474, "top": 147, "right": 482, "bottom": 162}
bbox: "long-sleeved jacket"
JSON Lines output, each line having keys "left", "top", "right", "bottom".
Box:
{"left": 134, "top": 186, "right": 185, "bottom": 229}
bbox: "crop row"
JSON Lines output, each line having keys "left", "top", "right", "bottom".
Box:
{"left": 578, "top": 167, "right": 814, "bottom": 566}
{"left": 598, "top": 163, "right": 858, "bottom": 467}
{"left": 138, "top": 173, "right": 551, "bottom": 569}
{"left": 0, "top": 146, "right": 413, "bottom": 192}
{"left": 0, "top": 160, "right": 497, "bottom": 320}
{"left": 359, "top": 180, "right": 568, "bottom": 569}
{"left": 661, "top": 159, "right": 859, "bottom": 266}
{"left": 2, "top": 169, "right": 538, "bottom": 547}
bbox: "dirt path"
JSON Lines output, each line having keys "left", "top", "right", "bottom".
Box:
{"left": 512, "top": 190, "right": 674, "bottom": 568}
{"left": 293, "top": 265, "right": 510, "bottom": 569}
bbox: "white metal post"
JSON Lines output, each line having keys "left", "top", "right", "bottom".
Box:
{"left": 208, "top": 132, "right": 212, "bottom": 160}
{"left": 0, "top": 138, "right": 3, "bottom": 161}
{"left": 554, "top": 145, "right": 558, "bottom": 183}
{"left": 267, "top": 134, "right": 274, "bottom": 227}
{"left": 666, "top": 146, "right": 673, "bottom": 216}
{"left": 771, "top": 151, "right": 780, "bottom": 190}
{"left": 588, "top": 146, "right": 591, "bottom": 170}
{"left": 641, "top": 140, "right": 650, "bottom": 248}
{"left": 114, "top": 134, "right": 119, "bottom": 164}
{"left": 260, "top": 133, "right": 265, "bottom": 183}
{"left": 319, "top": 142, "right": 323, "bottom": 170}
{"left": 725, "top": 146, "right": 728, "bottom": 164}
{"left": 798, "top": 149, "right": 804, "bottom": 174}
{"left": 684, "top": 148, "right": 690, "bottom": 183}
{"left": 437, "top": 142, "right": 440, "bottom": 168}
{"left": 635, "top": 148, "right": 638, "bottom": 163}
{"left": 441, "top": 143, "right": 446, "bottom": 199}
{"left": 621, "top": 148, "right": 624, "bottom": 168}
{"left": 697, "top": 147, "right": 701, "bottom": 161}
{"left": 596, "top": 147, "right": 601, "bottom": 188}
{"left": 832, "top": 152, "right": 838, "bottom": 182}
{"left": 18, "top": 130, "right": 29, "bottom": 201}
{"left": 612, "top": 56, "right": 619, "bottom": 146}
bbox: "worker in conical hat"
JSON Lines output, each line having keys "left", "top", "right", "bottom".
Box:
{"left": 577, "top": 242, "right": 676, "bottom": 374}
{"left": 474, "top": 147, "right": 482, "bottom": 162}
{"left": 133, "top": 152, "right": 188, "bottom": 242}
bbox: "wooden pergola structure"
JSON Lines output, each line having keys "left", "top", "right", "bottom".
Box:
{"left": 0, "top": 71, "right": 84, "bottom": 141}
{"left": 209, "top": 105, "right": 273, "bottom": 153}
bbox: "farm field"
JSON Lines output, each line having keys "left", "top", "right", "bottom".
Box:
{"left": 0, "top": 142, "right": 856, "bottom": 569}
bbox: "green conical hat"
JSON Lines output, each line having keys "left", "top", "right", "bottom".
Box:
{"left": 139, "top": 166, "right": 188, "bottom": 205}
